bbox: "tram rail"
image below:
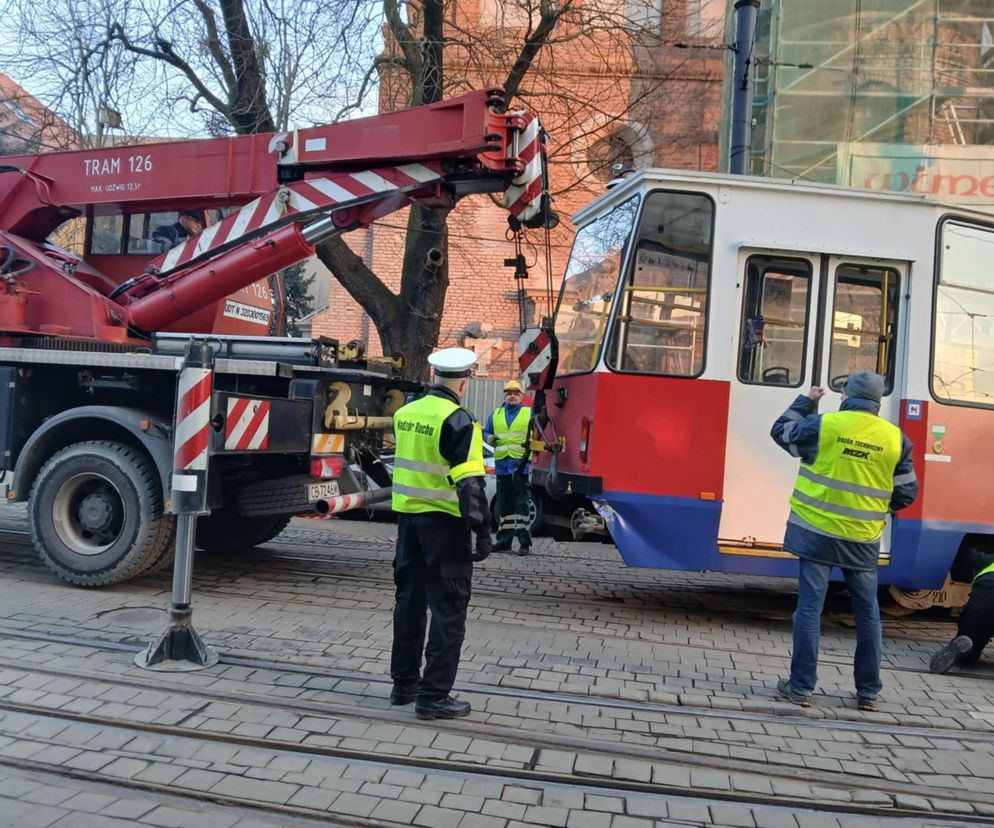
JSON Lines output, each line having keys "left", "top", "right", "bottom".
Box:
{"left": 0, "top": 642, "right": 990, "bottom": 824}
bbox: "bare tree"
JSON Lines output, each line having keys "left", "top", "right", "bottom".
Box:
{"left": 2, "top": 0, "right": 721, "bottom": 377}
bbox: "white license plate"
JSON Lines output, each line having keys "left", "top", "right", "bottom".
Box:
{"left": 306, "top": 481, "right": 340, "bottom": 502}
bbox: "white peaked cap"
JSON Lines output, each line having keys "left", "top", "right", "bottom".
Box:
{"left": 428, "top": 347, "right": 478, "bottom": 378}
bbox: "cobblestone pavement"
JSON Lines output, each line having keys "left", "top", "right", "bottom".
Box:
{"left": 0, "top": 502, "right": 990, "bottom": 827}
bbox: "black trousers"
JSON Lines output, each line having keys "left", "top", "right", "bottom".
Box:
{"left": 958, "top": 572, "right": 994, "bottom": 663}
{"left": 390, "top": 512, "right": 473, "bottom": 700}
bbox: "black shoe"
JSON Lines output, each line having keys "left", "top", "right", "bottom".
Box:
{"left": 415, "top": 696, "right": 471, "bottom": 720}
{"left": 929, "top": 635, "right": 973, "bottom": 674}
{"left": 776, "top": 677, "right": 813, "bottom": 708}
{"left": 517, "top": 545, "right": 531, "bottom": 556}
{"left": 390, "top": 685, "right": 418, "bottom": 705}
{"left": 857, "top": 696, "right": 879, "bottom": 712}
{"left": 493, "top": 543, "right": 511, "bottom": 553}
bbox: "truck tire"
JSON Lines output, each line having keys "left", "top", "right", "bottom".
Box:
{"left": 195, "top": 510, "right": 292, "bottom": 554}
{"left": 29, "top": 440, "right": 174, "bottom": 587}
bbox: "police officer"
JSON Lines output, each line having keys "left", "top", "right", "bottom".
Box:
{"left": 389, "top": 347, "right": 492, "bottom": 720}
{"left": 771, "top": 371, "right": 918, "bottom": 711}
{"left": 930, "top": 560, "right": 994, "bottom": 673}
{"left": 483, "top": 379, "right": 533, "bottom": 555}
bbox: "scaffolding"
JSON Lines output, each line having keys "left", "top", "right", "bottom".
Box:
{"left": 720, "top": 0, "right": 994, "bottom": 187}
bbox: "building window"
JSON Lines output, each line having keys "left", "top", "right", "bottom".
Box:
{"left": 737, "top": 256, "right": 812, "bottom": 387}
{"left": 933, "top": 220, "right": 994, "bottom": 406}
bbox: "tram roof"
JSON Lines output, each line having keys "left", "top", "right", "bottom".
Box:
{"left": 573, "top": 168, "right": 993, "bottom": 227}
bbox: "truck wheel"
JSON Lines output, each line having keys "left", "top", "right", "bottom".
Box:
{"left": 195, "top": 510, "right": 291, "bottom": 553}
{"left": 29, "top": 441, "right": 173, "bottom": 587}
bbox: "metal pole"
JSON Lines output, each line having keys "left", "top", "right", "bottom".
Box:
{"left": 135, "top": 338, "right": 219, "bottom": 671}
{"left": 729, "top": 0, "right": 761, "bottom": 175}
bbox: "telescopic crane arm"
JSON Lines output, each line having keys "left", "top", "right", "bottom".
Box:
{"left": 0, "top": 88, "right": 552, "bottom": 342}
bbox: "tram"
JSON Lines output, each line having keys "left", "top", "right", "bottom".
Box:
{"left": 523, "top": 169, "right": 994, "bottom": 610}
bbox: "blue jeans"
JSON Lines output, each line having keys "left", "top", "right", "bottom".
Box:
{"left": 789, "top": 558, "right": 882, "bottom": 700}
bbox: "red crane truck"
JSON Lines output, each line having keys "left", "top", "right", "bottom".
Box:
{"left": 0, "top": 88, "right": 550, "bottom": 586}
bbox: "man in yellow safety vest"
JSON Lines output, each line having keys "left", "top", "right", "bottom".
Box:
{"left": 390, "top": 347, "right": 491, "bottom": 720}
{"left": 930, "top": 560, "right": 994, "bottom": 673}
{"left": 483, "top": 379, "right": 533, "bottom": 555}
{"left": 771, "top": 371, "right": 918, "bottom": 711}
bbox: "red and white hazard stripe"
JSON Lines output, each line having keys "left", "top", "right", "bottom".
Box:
{"left": 518, "top": 327, "right": 553, "bottom": 390}
{"left": 153, "top": 162, "right": 445, "bottom": 277}
{"left": 174, "top": 367, "right": 212, "bottom": 471}
{"left": 502, "top": 112, "right": 546, "bottom": 224}
{"left": 317, "top": 492, "right": 366, "bottom": 516}
{"left": 224, "top": 398, "right": 270, "bottom": 450}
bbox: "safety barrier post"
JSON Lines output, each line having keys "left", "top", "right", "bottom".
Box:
{"left": 135, "top": 338, "right": 219, "bottom": 671}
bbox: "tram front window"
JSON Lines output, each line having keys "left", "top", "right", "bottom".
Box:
{"left": 607, "top": 191, "right": 713, "bottom": 376}
{"left": 554, "top": 197, "right": 639, "bottom": 374}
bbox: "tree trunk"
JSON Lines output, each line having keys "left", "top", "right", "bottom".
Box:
{"left": 392, "top": 205, "right": 450, "bottom": 382}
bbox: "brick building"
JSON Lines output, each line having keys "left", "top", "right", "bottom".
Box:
{"left": 310, "top": 1, "right": 726, "bottom": 377}
{"left": 0, "top": 74, "right": 77, "bottom": 155}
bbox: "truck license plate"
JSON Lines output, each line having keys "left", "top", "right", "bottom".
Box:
{"left": 306, "top": 481, "right": 340, "bottom": 502}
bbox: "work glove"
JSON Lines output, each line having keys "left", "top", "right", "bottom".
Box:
{"left": 471, "top": 531, "right": 492, "bottom": 562}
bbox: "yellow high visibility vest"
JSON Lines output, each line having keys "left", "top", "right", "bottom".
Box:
{"left": 392, "top": 394, "right": 484, "bottom": 517}
{"left": 492, "top": 405, "right": 531, "bottom": 461}
{"left": 975, "top": 561, "right": 994, "bottom": 582}
{"left": 790, "top": 410, "right": 901, "bottom": 543}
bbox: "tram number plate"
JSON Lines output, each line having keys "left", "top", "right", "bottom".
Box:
{"left": 306, "top": 481, "right": 340, "bottom": 502}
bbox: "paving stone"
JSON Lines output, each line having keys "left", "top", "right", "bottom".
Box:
{"left": 523, "top": 805, "right": 570, "bottom": 827}
{"left": 609, "top": 817, "right": 655, "bottom": 828}
{"left": 286, "top": 786, "right": 340, "bottom": 811}
{"left": 370, "top": 798, "right": 422, "bottom": 823}
{"left": 750, "top": 811, "right": 800, "bottom": 828}
{"left": 483, "top": 800, "right": 527, "bottom": 820}
{"left": 707, "top": 803, "right": 757, "bottom": 827}
{"left": 211, "top": 776, "right": 298, "bottom": 804}
{"left": 99, "top": 799, "right": 159, "bottom": 820}
{"left": 413, "top": 804, "right": 466, "bottom": 828}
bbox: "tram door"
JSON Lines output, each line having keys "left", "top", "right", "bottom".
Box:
{"left": 719, "top": 252, "right": 908, "bottom": 550}
{"left": 812, "top": 256, "right": 908, "bottom": 561}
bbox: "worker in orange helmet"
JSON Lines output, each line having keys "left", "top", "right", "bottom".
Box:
{"left": 483, "top": 378, "right": 533, "bottom": 555}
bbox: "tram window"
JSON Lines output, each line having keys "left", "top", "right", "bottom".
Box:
{"left": 827, "top": 264, "right": 899, "bottom": 394}
{"left": 606, "top": 190, "right": 713, "bottom": 376}
{"left": 737, "top": 257, "right": 811, "bottom": 387}
{"left": 933, "top": 221, "right": 994, "bottom": 406}
{"left": 554, "top": 197, "right": 639, "bottom": 375}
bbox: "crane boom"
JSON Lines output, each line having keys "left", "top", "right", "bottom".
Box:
{"left": 0, "top": 88, "right": 551, "bottom": 342}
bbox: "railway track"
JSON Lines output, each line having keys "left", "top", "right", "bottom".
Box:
{"left": 0, "top": 635, "right": 988, "bottom": 825}
{"left": 1, "top": 626, "right": 991, "bottom": 743}
{"left": 0, "top": 527, "right": 978, "bottom": 683}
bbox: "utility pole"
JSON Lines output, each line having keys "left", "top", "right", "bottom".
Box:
{"left": 729, "top": 0, "right": 761, "bottom": 175}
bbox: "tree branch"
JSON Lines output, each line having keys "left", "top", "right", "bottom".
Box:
{"left": 502, "top": 0, "right": 573, "bottom": 105}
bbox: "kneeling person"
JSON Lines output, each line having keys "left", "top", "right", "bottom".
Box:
{"left": 931, "top": 561, "right": 994, "bottom": 673}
